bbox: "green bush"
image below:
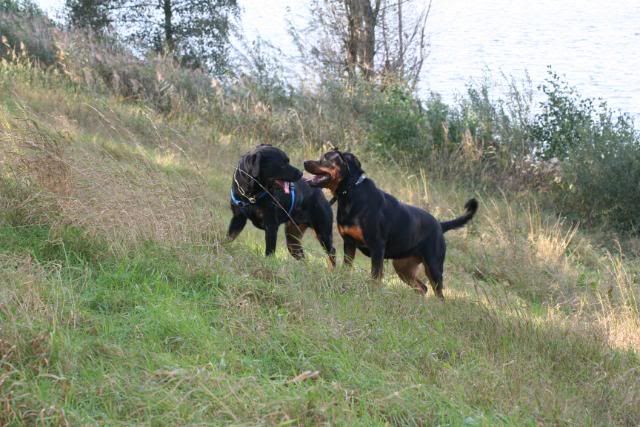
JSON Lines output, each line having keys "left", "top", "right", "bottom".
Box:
{"left": 423, "top": 93, "right": 460, "bottom": 146}
{"left": 0, "top": 2, "right": 57, "bottom": 66}
{"left": 366, "top": 83, "right": 429, "bottom": 155}
{"left": 555, "top": 128, "right": 640, "bottom": 230}
{"left": 528, "top": 69, "right": 640, "bottom": 230}
{"left": 530, "top": 68, "right": 637, "bottom": 160}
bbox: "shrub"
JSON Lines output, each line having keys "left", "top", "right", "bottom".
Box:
{"left": 529, "top": 69, "right": 640, "bottom": 230}
{"left": 530, "top": 68, "right": 637, "bottom": 160}
{"left": 410, "top": 77, "right": 539, "bottom": 189}
{"left": 0, "top": 1, "right": 57, "bottom": 66}
{"left": 366, "top": 83, "right": 429, "bottom": 156}
{"left": 555, "top": 128, "right": 640, "bottom": 230}
{"left": 56, "top": 31, "right": 216, "bottom": 113}
{"left": 0, "top": 9, "right": 216, "bottom": 114}
{"left": 423, "top": 93, "right": 460, "bottom": 146}
{"left": 458, "top": 77, "right": 533, "bottom": 158}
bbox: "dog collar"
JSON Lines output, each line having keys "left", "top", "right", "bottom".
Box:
{"left": 329, "top": 174, "right": 366, "bottom": 205}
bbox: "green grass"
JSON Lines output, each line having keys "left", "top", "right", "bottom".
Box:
{"left": 1, "top": 61, "right": 639, "bottom": 425}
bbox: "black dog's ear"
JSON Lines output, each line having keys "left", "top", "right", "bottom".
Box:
{"left": 243, "top": 152, "right": 262, "bottom": 177}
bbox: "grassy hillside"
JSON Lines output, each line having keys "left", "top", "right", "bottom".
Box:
{"left": 1, "top": 60, "right": 640, "bottom": 425}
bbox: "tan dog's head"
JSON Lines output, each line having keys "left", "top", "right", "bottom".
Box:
{"left": 304, "top": 150, "right": 363, "bottom": 194}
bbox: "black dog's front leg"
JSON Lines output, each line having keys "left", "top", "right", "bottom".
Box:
{"left": 227, "top": 214, "right": 247, "bottom": 241}
{"left": 370, "top": 242, "right": 385, "bottom": 280}
{"left": 264, "top": 222, "right": 279, "bottom": 256}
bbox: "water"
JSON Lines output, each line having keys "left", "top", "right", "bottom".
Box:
{"left": 422, "top": 0, "right": 640, "bottom": 116}
{"left": 240, "top": 0, "right": 640, "bottom": 117}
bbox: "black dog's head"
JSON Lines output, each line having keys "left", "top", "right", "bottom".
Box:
{"left": 303, "top": 150, "right": 363, "bottom": 193}
{"left": 237, "top": 144, "right": 302, "bottom": 194}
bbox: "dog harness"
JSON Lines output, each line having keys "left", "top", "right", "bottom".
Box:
{"left": 230, "top": 184, "right": 299, "bottom": 217}
{"left": 229, "top": 188, "right": 268, "bottom": 206}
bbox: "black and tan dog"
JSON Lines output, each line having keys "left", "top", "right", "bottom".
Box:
{"left": 304, "top": 150, "right": 477, "bottom": 298}
{"left": 228, "top": 144, "right": 336, "bottom": 265}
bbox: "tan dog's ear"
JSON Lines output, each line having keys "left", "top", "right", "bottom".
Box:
{"left": 342, "top": 152, "right": 362, "bottom": 171}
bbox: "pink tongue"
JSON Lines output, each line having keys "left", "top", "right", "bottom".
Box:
{"left": 284, "top": 181, "right": 290, "bottom": 194}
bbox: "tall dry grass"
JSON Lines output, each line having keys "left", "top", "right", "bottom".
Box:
{"left": 1, "top": 53, "right": 639, "bottom": 424}
{"left": 0, "top": 103, "right": 226, "bottom": 252}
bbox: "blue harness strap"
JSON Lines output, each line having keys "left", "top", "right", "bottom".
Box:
{"left": 230, "top": 189, "right": 244, "bottom": 206}
{"left": 287, "top": 185, "right": 296, "bottom": 216}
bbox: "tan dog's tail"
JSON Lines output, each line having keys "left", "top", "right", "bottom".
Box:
{"left": 440, "top": 199, "right": 478, "bottom": 233}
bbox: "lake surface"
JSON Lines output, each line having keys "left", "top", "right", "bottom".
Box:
{"left": 240, "top": 0, "right": 640, "bottom": 117}
{"left": 422, "top": 0, "right": 640, "bottom": 116}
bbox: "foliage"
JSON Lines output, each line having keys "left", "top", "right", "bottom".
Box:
{"left": 0, "top": 0, "right": 42, "bottom": 15}
{"left": 294, "top": 0, "right": 429, "bottom": 86}
{"left": 557, "top": 131, "right": 640, "bottom": 230}
{"left": 530, "top": 68, "right": 637, "bottom": 160}
{"left": 114, "top": 0, "right": 239, "bottom": 73}
{"left": 63, "top": 0, "right": 239, "bottom": 73}
{"left": 399, "top": 77, "right": 539, "bottom": 190}
{"left": 0, "top": 2, "right": 57, "bottom": 66}
{"left": 64, "top": 0, "right": 112, "bottom": 34}
{"left": 232, "top": 38, "right": 293, "bottom": 107}
{"left": 422, "top": 93, "right": 457, "bottom": 146}
{"left": 528, "top": 69, "right": 640, "bottom": 229}
{"left": 366, "top": 82, "right": 429, "bottom": 155}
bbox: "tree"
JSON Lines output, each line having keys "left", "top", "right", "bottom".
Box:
{"left": 65, "top": 0, "right": 112, "bottom": 34}
{"left": 293, "top": 0, "right": 430, "bottom": 88}
{"left": 116, "top": 0, "right": 239, "bottom": 72}
{"left": 1, "top": 0, "right": 43, "bottom": 16}
{"left": 64, "top": 0, "right": 239, "bottom": 73}
{"left": 377, "top": 0, "right": 431, "bottom": 87}
{"left": 344, "top": 0, "right": 380, "bottom": 80}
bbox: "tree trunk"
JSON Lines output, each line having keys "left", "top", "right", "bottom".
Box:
{"left": 344, "top": 0, "right": 379, "bottom": 80}
{"left": 162, "top": 0, "right": 174, "bottom": 53}
{"left": 397, "top": 0, "right": 403, "bottom": 74}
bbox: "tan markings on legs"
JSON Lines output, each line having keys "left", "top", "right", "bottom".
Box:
{"left": 393, "top": 257, "right": 428, "bottom": 295}
{"left": 424, "top": 264, "right": 444, "bottom": 300}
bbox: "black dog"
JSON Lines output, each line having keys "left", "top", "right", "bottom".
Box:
{"left": 304, "top": 150, "right": 477, "bottom": 298}
{"left": 228, "top": 144, "right": 336, "bottom": 265}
